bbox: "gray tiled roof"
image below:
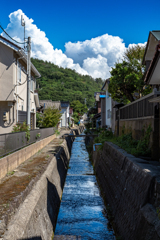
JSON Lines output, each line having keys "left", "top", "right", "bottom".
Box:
{"left": 61, "top": 101, "right": 70, "bottom": 108}
{"left": 39, "top": 100, "right": 61, "bottom": 110}
{"left": 151, "top": 31, "right": 160, "bottom": 41}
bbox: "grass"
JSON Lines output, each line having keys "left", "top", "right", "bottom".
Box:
{"left": 55, "top": 130, "right": 60, "bottom": 136}
{"left": 93, "top": 126, "right": 152, "bottom": 158}
{"left": 7, "top": 171, "right": 15, "bottom": 176}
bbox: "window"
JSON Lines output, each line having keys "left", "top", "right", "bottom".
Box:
{"left": 17, "top": 61, "right": 21, "bottom": 82}
{"left": 107, "top": 109, "right": 111, "bottom": 119}
{"left": 30, "top": 77, "right": 34, "bottom": 92}
{"left": 21, "top": 101, "right": 24, "bottom": 111}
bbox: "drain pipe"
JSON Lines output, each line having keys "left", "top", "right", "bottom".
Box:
{"left": 16, "top": 56, "right": 25, "bottom": 123}
{"left": 93, "top": 143, "right": 102, "bottom": 151}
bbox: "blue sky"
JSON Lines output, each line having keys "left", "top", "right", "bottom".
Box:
{"left": 0, "top": 0, "right": 159, "bottom": 79}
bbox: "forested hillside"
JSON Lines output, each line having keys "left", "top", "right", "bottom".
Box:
{"left": 31, "top": 58, "right": 104, "bottom": 107}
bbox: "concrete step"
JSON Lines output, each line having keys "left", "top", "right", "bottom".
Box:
{"left": 54, "top": 236, "right": 81, "bottom": 240}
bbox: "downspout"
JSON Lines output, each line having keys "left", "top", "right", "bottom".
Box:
{"left": 16, "top": 60, "right": 18, "bottom": 123}
{"left": 34, "top": 76, "right": 41, "bottom": 129}
{"left": 16, "top": 56, "right": 24, "bottom": 123}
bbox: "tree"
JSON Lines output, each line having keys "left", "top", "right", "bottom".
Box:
{"left": 70, "top": 100, "right": 88, "bottom": 115}
{"left": 108, "top": 45, "right": 152, "bottom": 103}
{"left": 31, "top": 58, "right": 104, "bottom": 108}
{"left": 41, "top": 107, "right": 61, "bottom": 128}
{"left": 70, "top": 100, "right": 88, "bottom": 123}
{"left": 72, "top": 112, "right": 79, "bottom": 123}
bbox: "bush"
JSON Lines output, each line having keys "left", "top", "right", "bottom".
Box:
{"left": 12, "top": 121, "right": 29, "bottom": 132}
{"left": 36, "top": 112, "right": 43, "bottom": 128}
{"left": 84, "top": 122, "right": 92, "bottom": 130}
{"left": 93, "top": 125, "right": 152, "bottom": 157}
{"left": 41, "top": 107, "right": 61, "bottom": 128}
{"left": 12, "top": 121, "right": 30, "bottom": 141}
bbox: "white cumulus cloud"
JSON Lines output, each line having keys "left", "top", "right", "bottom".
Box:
{"left": 65, "top": 34, "right": 126, "bottom": 67}
{"left": 1, "top": 9, "right": 146, "bottom": 79}
{"left": 83, "top": 55, "right": 111, "bottom": 79}
{"left": 2, "top": 9, "right": 88, "bottom": 76}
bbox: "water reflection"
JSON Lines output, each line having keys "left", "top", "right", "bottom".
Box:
{"left": 54, "top": 135, "right": 115, "bottom": 239}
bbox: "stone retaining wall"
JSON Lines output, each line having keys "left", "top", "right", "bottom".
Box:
{"left": 93, "top": 141, "right": 160, "bottom": 240}
{"left": 3, "top": 126, "right": 85, "bottom": 240}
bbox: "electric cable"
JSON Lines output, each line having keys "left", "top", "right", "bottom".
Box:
{"left": 0, "top": 24, "right": 27, "bottom": 45}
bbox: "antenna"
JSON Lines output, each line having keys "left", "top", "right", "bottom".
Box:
{"left": 21, "top": 15, "right": 26, "bottom": 49}
{"left": 21, "top": 15, "right": 25, "bottom": 26}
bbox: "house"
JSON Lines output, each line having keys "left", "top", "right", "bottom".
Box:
{"left": 0, "top": 36, "right": 41, "bottom": 133}
{"left": 94, "top": 92, "right": 106, "bottom": 128}
{"left": 143, "top": 31, "right": 160, "bottom": 74}
{"left": 101, "top": 79, "right": 117, "bottom": 131}
{"left": 143, "top": 32, "right": 160, "bottom": 160}
{"left": 144, "top": 40, "right": 160, "bottom": 86}
{"left": 69, "top": 108, "right": 74, "bottom": 127}
{"left": 38, "top": 100, "right": 62, "bottom": 128}
{"left": 60, "top": 101, "right": 70, "bottom": 127}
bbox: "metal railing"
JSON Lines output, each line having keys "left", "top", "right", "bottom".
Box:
{"left": 118, "top": 91, "right": 160, "bottom": 120}
{"left": 0, "top": 127, "right": 56, "bottom": 158}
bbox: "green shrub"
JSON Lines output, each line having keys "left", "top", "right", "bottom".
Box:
{"left": 12, "top": 121, "right": 30, "bottom": 141}
{"left": 55, "top": 129, "right": 60, "bottom": 136}
{"left": 85, "top": 122, "right": 92, "bottom": 130}
{"left": 93, "top": 125, "right": 152, "bottom": 157}
{"left": 42, "top": 107, "right": 61, "bottom": 128}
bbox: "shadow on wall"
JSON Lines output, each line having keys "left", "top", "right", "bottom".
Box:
{"left": 48, "top": 146, "right": 68, "bottom": 191}
{"left": 19, "top": 237, "right": 42, "bottom": 240}
{"left": 47, "top": 178, "right": 61, "bottom": 231}
{"left": 55, "top": 147, "right": 68, "bottom": 191}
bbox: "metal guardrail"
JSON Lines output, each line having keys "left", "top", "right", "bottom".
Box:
{"left": 0, "top": 127, "right": 56, "bottom": 158}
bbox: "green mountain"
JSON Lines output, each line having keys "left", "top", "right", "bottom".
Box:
{"left": 31, "top": 58, "right": 104, "bottom": 107}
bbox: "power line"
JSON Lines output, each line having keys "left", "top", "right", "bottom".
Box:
{"left": 0, "top": 24, "right": 27, "bottom": 45}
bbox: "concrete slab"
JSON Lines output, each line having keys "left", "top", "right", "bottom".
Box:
{"left": 54, "top": 236, "right": 81, "bottom": 240}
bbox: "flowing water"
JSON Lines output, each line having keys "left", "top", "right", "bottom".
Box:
{"left": 54, "top": 135, "right": 115, "bottom": 239}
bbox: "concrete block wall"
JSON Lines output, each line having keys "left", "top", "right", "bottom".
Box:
{"left": 93, "top": 141, "right": 160, "bottom": 240}
{"left": 0, "top": 134, "right": 56, "bottom": 180}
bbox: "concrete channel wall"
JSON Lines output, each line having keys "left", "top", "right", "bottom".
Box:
{"left": 3, "top": 126, "right": 85, "bottom": 240}
{"left": 92, "top": 141, "right": 160, "bottom": 240}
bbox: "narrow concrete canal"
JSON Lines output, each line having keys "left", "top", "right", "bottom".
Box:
{"left": 54, "top": 135, "right": 115, "bottom": 239}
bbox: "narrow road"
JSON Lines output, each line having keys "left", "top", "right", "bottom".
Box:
{"left": 54, "top": 135, "right": 115, "bottom": 239}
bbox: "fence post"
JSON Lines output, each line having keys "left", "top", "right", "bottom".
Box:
{"left": 5, "top": 134, "right": 6, "bottom": 154}
{"left": 117, "top": 109, "right": 120, "bottom": 136}
{"left": 152, "top": 91, "right": 159, "bottom": 160}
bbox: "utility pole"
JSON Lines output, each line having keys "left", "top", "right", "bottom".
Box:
{"left": 21, "top": 15, "right": 26, "bottom": 50}
{"left": 27, "top": 37, "right": 31, "bottom": 128}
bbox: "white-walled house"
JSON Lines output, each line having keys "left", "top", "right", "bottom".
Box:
{"left": 0, "top": 36, "right": 41, "bottom": 134}
{"left": 101, "top": 79, "right": 116, "bottom": 131}
{"left": 142, "top": 31, "right": 160, "bottom": 73}
{"left": 60, "top": 102, "right": 70, "bottom": 127}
